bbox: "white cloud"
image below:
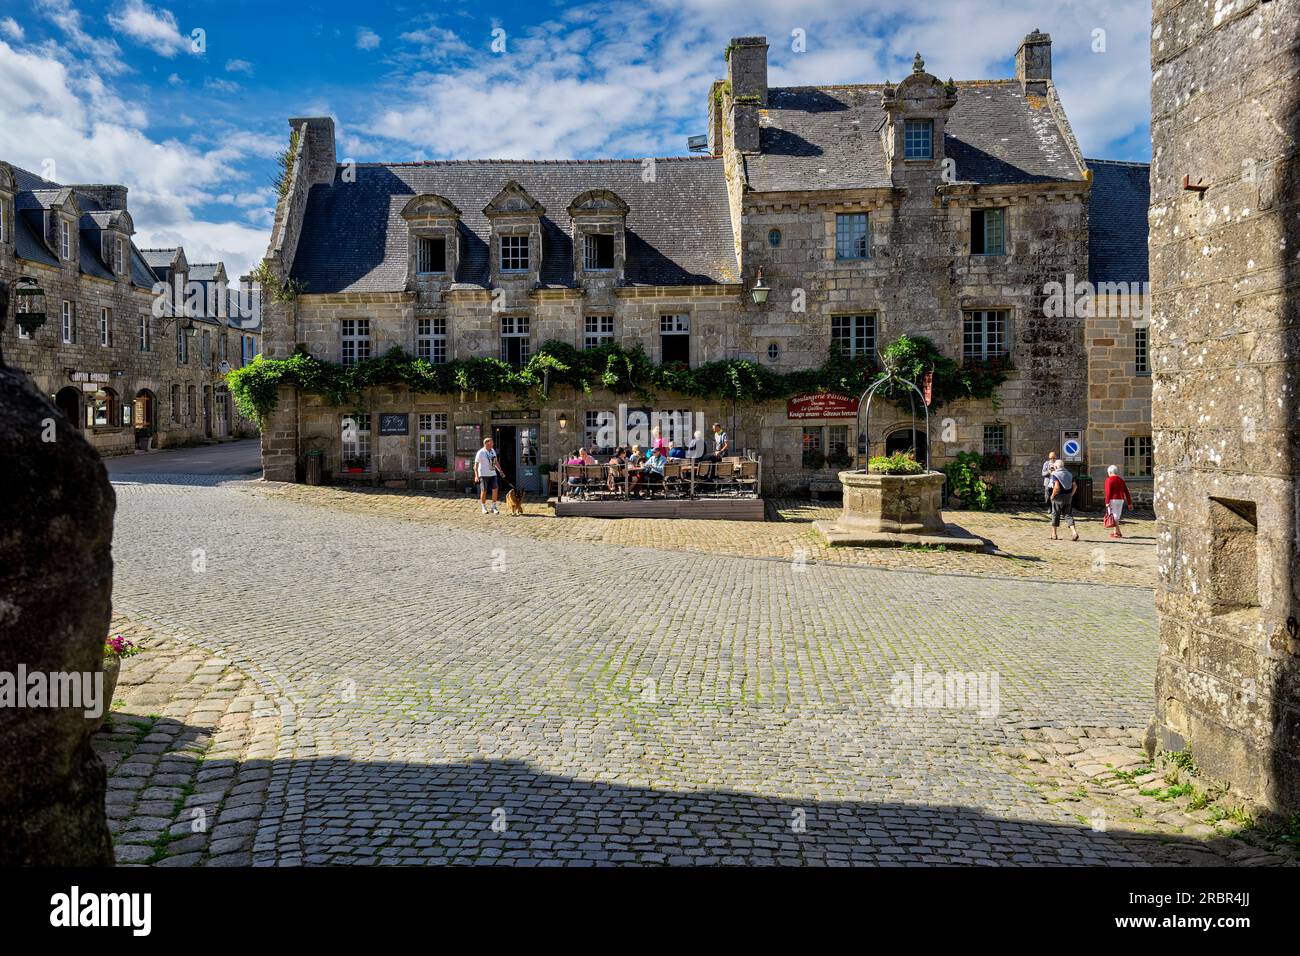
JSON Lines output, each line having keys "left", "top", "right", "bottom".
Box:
{"left": 0, "top": 17, "right": 23, "bottom": 41}
{"left": 356, "top": 27, "right": 380, "bottom": 50}
{"left": 225, "top": 58, "right": 254, "bottom": 74}
{"left": 36, "top": 0, "right": 127, "bottom": 75}
{"left": 107, "top": 0, "right": 193, "bottom": 58}
{"left": 204, "top": 77, "right": 240, "bottom": 94}
{"left": 0, "top": 39, "right": 268, "bottom": 278}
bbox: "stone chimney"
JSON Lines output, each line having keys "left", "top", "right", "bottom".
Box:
{"left": 727, "top": 36, "right": 768, "bottom": 154}
{"left": 1016, "top": 29, "right": 1052, "bottom": 94}
{"left": 288, "top": 116, "right": 338, "bottom": 186}
{"left": 70, "top": 184, "right": 128, "bottom": 211}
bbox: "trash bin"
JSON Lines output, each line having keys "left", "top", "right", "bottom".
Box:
{"left": 1075, "top": 473, "right": 1093, "bottom": 512}
{"left": 305, "top": 449, "right": 323, "bottom": 486}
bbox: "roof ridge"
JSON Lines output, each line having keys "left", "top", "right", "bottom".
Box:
{"left": 351, "top": 156, "right": 719, "bottom": 169}
{"left": 1085, "top": 157, "right": 1151, "bottom": 167}
{"left": 770, "top": 79, "right": 1016, "bottom": 93}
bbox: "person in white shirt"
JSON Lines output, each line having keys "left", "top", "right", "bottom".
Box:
{"left": 474, "top": 437, "right": 504, "bottom": 514}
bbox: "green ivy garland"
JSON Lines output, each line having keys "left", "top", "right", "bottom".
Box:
{"left": 227, "top": 336, "right": 1009, "bottom": 426}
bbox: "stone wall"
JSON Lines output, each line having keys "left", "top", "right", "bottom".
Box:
{"left": 1149, "top": 0, "right": 1299, "bottom": 813}
{"left": 1086, "top": 292, "right": 1153, "bottom": 502}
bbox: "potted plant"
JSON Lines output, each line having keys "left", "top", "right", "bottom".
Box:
{"left": 343, "top": 456, "right": 368, "bottom": 474}
{"left": 134, "top": 425, "right": 155, "bottom": 450}
{"left": 426, "top": 454, "right": 447, "bottom": 474}
{"left": 826, "top": 449, "right": 853, "bottom": 470}
{"left": 802, "top": 448, "right": 827, "bottom": 470}
{"left": 98, "top": 635, "right": 143, "bottom": 733}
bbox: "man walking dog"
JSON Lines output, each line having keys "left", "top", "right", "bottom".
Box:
{"left": 475, "top": 436, "right": 505, "bottom": 515}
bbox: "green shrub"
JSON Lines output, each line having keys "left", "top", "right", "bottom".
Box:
{"left": 867, "top": 451, "right": 924, "bottom": 475}
{"left": 942, "top": 451, "right": 1000, "bottom": 510}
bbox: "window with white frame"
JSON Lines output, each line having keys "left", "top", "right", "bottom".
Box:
{"left": 584, "top": 314, "right": 614, "bottom": 349}
{"left": 971, "top": 208, "right": 1006, "bottom": 255}
{"left": 500, "top": 315, "right": 530, "bottom": 366}
{"left": 660, "top": 313, "right": 690, "bottom": 365}
{"left": 60, "top": 218, "right": 71, "bottom": 261}
{"left": 835, "top": 213, "right": 870, "bottom": 260}
{"left": 341, "top": 413, "right": 372, "bottom": 470}
{"left": 904, "top": 119, "right": 933, "bottom": 160}
{"left": 138, "top": 314, "right": 150, "bottom": 352}
{"left": 1135, "top": 325, "right": 1149, "bottom": 375}
{"left": 1124, "top": 436, "right": 1153, "bottom": 477}
{"left": 962, "top": 309, "right": 1008, "bottom": 361}
{"left": 583, "top": 233, "right": 614, "bottom": 271}
{"left": 584, "top": 410, "right": 615, "bottom": 454}
{"left": 831, "top": 313, "right": 876, "bottom": 358}
{"left": 15, "top": 288, "right": 30, "bottom": 339}
{"left": 416, "top": 317, "right": 448, "bottom": 364}
{"left": 341, "top": 319, "right": 371, "bottom": 366}
{"left": 115, "top": 237, "right": 125, "bottom": 275}
{"left": 417, "top": 413, "right": 449, "bottom": 469}
{"left": 99, "top": 307, "right": 111, "bottom": 347}
{"left": 61, "top": 301, "right": 75, "bottom": 343}
{"left": 828, "top": 425, "right": 849, "bottom": 459}
{"left": 499, "top": 234, "right": 529, "bottom": 272}
{"left": 416, "top": 236, "right": 447, "bottom": 274}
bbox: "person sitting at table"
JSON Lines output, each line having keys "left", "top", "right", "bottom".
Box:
{"left": 629, "top": 446, "right": 667, "bottom": 497}
{"left": 628, "top": 444, "right": 644, "bottom": 464}
{"left": 668, "top": 441, "right": 686, "bottom": 459}
{"left": 606, "top": 448, "right": 627, "bottom": 491}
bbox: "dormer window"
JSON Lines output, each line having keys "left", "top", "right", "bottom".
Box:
{"left": 583, "top": 233, "right": 614, "bottom": 271}
{"left": 904, "top": 119, "right": 933, "bottom": 160}
{"left": 60, "top": 219, "right": 72, "bottom": 261}
{"left": 115, "top": 238, "right": 125, "bottom": 274}
{"left": 500, "top": 234, "right": 529, "bottom": 272}
{"left": 416, "top": 236, "right": 446, "bottom": 274}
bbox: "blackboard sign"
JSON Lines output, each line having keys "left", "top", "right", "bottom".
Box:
{"left": 378, "top": 413, "right": 409, "bottom": 436}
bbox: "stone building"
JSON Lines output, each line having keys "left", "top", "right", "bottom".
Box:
{"left": 1084, "top": 159, "right": 1152, "bottom": 502}
{"left": 0, "top": 161, "right": 261, "bottom": 455}
{"left": 1148, "top": 0, "right": 1299, "bottom": 813}
{"left": 258, "top": 31, "right": 1147, "bottom": 496}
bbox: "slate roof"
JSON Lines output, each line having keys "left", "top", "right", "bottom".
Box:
{"left": 747, "top": 81, "right": 1084, "bottom": 192}
{"left": 140, "top": 248, "right": 180, "bottom": 270}
{"left": 1085, "top": 159, "right": 1150, "bottom": 284}
{"left": 288, "top": 158, "right": 740, "bottom": 294}
{"left": 9, "top": 164, "right": 161, "bottom": 290}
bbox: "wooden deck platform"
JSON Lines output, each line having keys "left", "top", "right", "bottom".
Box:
{"left": 550, "top": 496, "right": 767, "bottom": 521}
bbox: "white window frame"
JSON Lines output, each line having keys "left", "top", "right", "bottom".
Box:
{"left": 584, "top": 314, "right": 614, "bottom": 349}
{"left": 138, "top": 314, "right": 150, "bottom": 352}
{"left": 115, "top": 237, "right": 125, "bottom": 275}
{"left": 99, "top": 307, "right": 111, "bottom": 347}
{"left": 904, "top": 119, "right": 933, "bottom": 160}
{"left": 1124, "top": 436, "right": 1153, "bottom": 478}
{"left": 1134, "top": 325, "right": 1150, "bottom": 376}
{"left": 60, "top": 218, "right": 71, "bottom": 261}
{"left": 499, "top": 234, "right": 529, "bottom": 272}
{"left": 416, "top": 317, "right": 448, "bottom": 364}
{"left": 61, "top": 301, "right": 74, "bottom": 344}
{"left": 584, "top": 410, "right": 615, "bottom": 453}
{"left": 963, "top": 309, "right": 1008, "bottom": 361}
{"left": 341, "top": 318, "right": 371, "bottom": 366}
{"left": 417, "top": 413, "right": 449, "bottom": 469}
{"left": 831, "top": 313, "right": 876, "bottom": 359}
{"left": 499, "top": 315, "right": 530, "bottom": 365}
{"left": 342, "top": 413, "right": 372, "bottom": 470}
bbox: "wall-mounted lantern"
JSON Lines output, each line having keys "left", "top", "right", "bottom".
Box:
{"left": 750, "top": 267, "right": 769, "bottom": 305}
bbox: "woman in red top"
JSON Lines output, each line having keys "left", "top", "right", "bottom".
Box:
{"left": 1104, "top": 465, "right": 1134, "bottom": 538}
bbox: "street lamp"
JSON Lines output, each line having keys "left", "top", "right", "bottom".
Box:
{"left": 750, "top": 267, "right": 769, "bottom": 305}
{"left": 0, "top": 276, "right": 47, "bottom": 367}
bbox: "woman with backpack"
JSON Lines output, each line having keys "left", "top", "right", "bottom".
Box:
{"left": 1048, "top": 460, "right": 1080, "bottom": 541}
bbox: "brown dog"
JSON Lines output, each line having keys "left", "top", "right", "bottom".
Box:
{"left": 505, "top": 487, "right": 525, "bottom": 516}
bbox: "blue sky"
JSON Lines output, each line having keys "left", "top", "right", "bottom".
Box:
{"left": 0, "top": 0, "right": 1152, "bottom": 278}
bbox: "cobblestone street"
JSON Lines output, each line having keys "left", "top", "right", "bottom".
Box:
{"left": 102, "top": 470, "right": 1263, "bottom": 866}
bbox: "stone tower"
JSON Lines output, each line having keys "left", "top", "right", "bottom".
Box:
{"left": 1148, "top": 0, "right": 1299, "bottom": 813}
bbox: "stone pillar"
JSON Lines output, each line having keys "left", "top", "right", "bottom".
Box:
{"left": 262, "top": 384, "right": 300, "bottom": 482}
{"left": 0, "top": 366, "right": 115, "bottom": 864}
{"left": 1148, "top": 0, "right": 1299, "bottom": 813}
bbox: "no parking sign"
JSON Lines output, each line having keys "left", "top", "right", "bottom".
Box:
{"left": 1061, "top": 429, "right": 1083, "bottom": 463}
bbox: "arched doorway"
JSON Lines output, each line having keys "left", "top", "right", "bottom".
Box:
{"left": 885, "top": 427, "right": 928, "bottom": 464}
{"left": 55, "top": 387, "right": 81, "bottom": 427}
{"left": 134, "top": 389, "right": 156, "bottom": 429}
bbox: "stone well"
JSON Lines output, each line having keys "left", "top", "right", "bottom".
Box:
{"left": 815, "top": 469, "right": 985, "bottom": 550}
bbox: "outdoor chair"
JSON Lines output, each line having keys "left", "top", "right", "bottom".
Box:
{"left": 735, "top": 459, "right": 760, "bottom": 497}
{"left": 662, "top": 462, "right": 685, "bottom": 497}
{"left": 562, "top": 463, "right": 587, "bottom": 499}
{"left": 582, "top": 464, "right": 608, "bottom": 498}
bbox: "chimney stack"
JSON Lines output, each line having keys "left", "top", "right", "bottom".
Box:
{"left": 287, "top": 116, "right": 338, "bottom": 186}
{"left": 70, "top": 184, "right": 128, "bottom": 211}
{"left": 727, "top": 36, "right": 768, "bottom": 154}
{"left": 1016, "top": 29, "right": 1052, "bottom": 94}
